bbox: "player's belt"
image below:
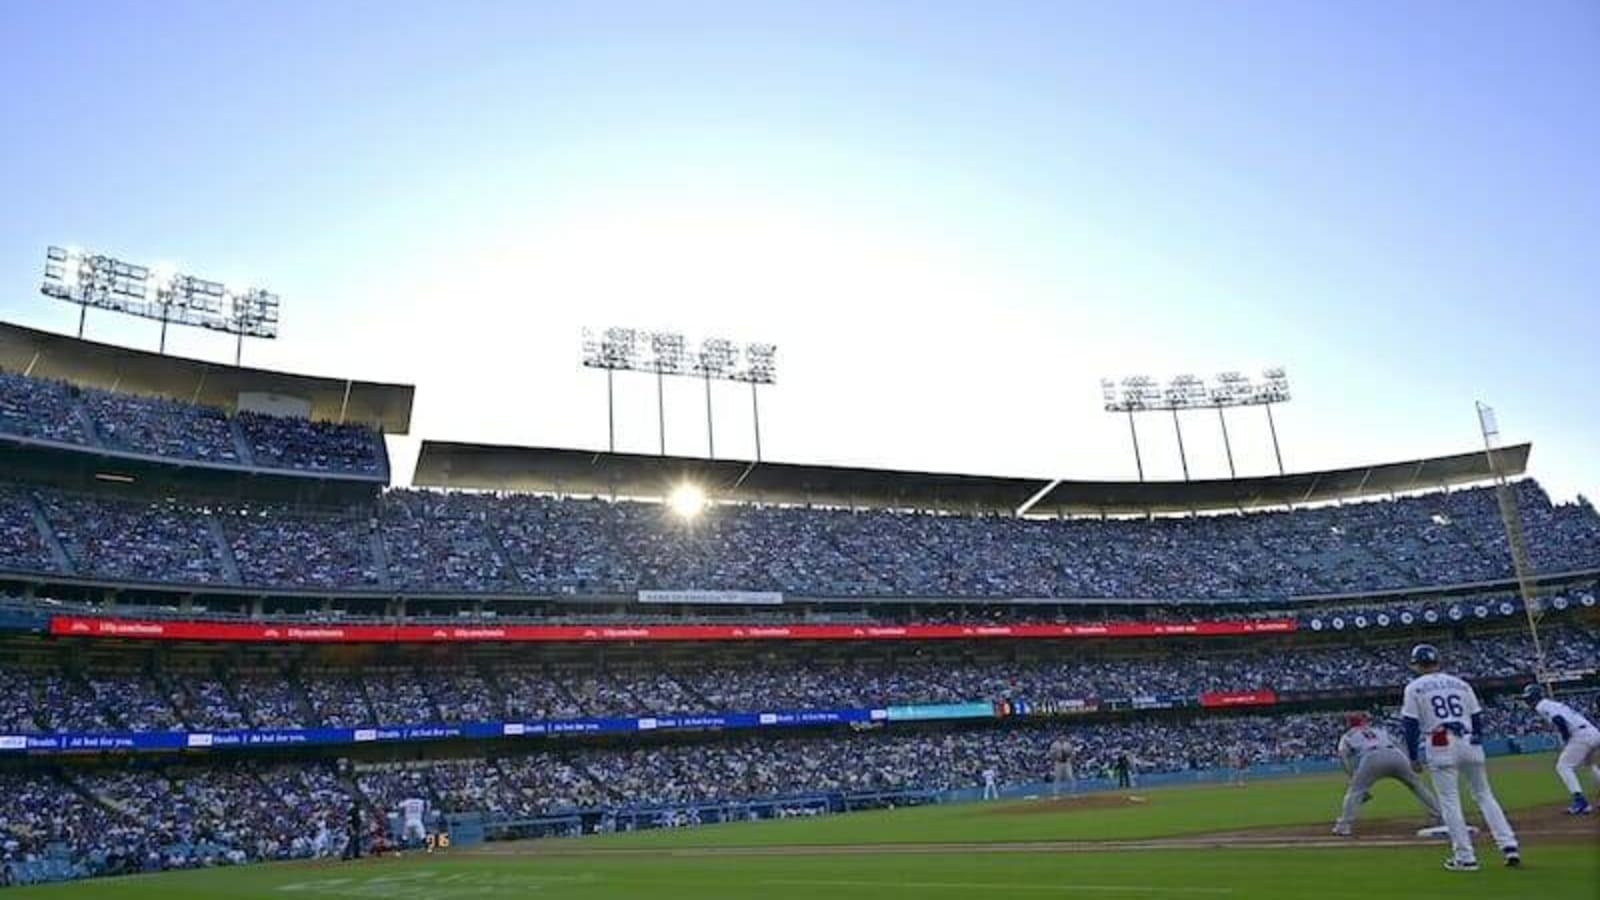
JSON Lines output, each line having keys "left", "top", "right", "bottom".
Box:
{"left": 1430, "top": 723, "right": 1470, "bottom": 746}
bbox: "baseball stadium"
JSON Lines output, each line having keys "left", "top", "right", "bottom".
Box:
{"left": 3, "top": 5, "right": 1599, "bottom": 899}
{"left": 0, "top": 312, "right": 1595, "bottom": 898}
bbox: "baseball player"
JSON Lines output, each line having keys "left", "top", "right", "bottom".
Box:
{"left": 1401, "top": 643, "right": 1520, "bottom": 871}
{"left": 981, "top": 766, "right": 999, "bottom": 800}
{"left": 1227, "top": 744, "right": 1248, "bottom": 786}
{"left": 398, "top": 795, "right": 428, "bottom": 847}
{"left": 1050, "top": 736, "right": 1077, "bottom": 797}
{"left": 1331, "top": 712, "right": 1442, "bottom": 836}
{"left": 1521, "top": 683, "right": 1600, "bottom": 815}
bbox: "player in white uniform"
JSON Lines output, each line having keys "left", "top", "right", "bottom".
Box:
{"left": 1521, "top": 683, "right": 1600, "bottom": 815}
{"left": 1400, "top": 644, "right": 1519, "bottom": 872}
{"left": 399, "top": 796, "right": 428, "bottom": 846}
{"left": 981, "top": 767, "right": 999, "bottom": 800}
{"left": 1331, "top": 712, "right": 1441, "bottom": 835}
{"left": 1050, "top": 737, "right": 1077, "bottom": 797}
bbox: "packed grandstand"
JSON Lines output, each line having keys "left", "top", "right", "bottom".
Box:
{"left": 0, "top": 337, "right": 1596, "bottom": 888}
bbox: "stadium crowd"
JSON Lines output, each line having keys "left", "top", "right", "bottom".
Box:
{"left": 1, "top": 625, "right": 1592, "bottom": 733}
{"left": 2, "top": 370, "right": 1599, "bottom": 891}
{"left": 6, "top": 688, "right": 1595, "bottom": 884}
{"left": 0, "top": 474, "right": 1595, "bottom": 595}
{"left": 0, "top": 370, "right": 384, "bottom": 476}
{"left": 0, "top": 762, "right": 352, "bottom": 880}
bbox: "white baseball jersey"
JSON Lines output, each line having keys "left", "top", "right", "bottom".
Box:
{"left": 1338, "top": 724, "right": 1401, "bottom": 759}
{"left": 1535, "top": 698, "right": 1596, "bottom": 736}
{"left": 400, "top": 797, "right": 426, "bottom": 826}
{"left": 1050, "top": 739, "right": 1074, "bottom": 763}
{"left": 1401, "top": 672, "right": 1482, "bottom": 737}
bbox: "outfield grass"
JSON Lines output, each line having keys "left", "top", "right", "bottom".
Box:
{"left": 573, "top": 751, "right": 1583, "bottom": 847}
{"left": 8, "top": 754, "right": 1595, "bottom": 899}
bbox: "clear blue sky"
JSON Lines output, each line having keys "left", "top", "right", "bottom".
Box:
{"left": 1, "top": 2, "right": 1596, "bottom": 499}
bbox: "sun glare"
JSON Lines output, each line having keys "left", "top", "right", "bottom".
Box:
{"left": 667, "top": 482, "right": 708, "bottom": 519}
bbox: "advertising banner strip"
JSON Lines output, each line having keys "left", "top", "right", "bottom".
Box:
{"left": 47, "top": 616, "right": 1296, "bottom": 644}
{"left": 0, "top": 706, "right": 896, "bottom": 756}
{"left": 884, "top": 702, "right": 998, "bottom": 722}
{"left": 1198, "top": 689, "right": 1279, "bottom": 708}
{"left": 637, "top": 590, "right": 784, "bottom": 605}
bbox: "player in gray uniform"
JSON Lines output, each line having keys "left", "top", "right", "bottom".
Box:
{"left": 1050, "top": 736, "right": 1077, "bottom": 797}
{"left": 1332, "top": 712, "right": 1442, "bottom": 836}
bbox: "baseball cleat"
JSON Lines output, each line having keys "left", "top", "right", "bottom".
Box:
{"left": 1565, "top": 797, "right": 1592, "bottom": 816}
{"left": 1442, "top": 858, "right": 1480, "bottom": 872}
{"left": 1502, "top": 846, "right": 1521, "bottom": 868}
{"left": 1331, "top": 824, "right": 1352, "bottom": 836}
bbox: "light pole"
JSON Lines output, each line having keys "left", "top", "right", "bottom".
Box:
{"left": 733, "top": 343, "right": 777, "bottom": 462}
{"left": 582, "top": 329, "right": 777, "bottom": 460}
{"left": 1102, "top": 376, "right": 1159, "bottom": 482}
{"left": 1210, "top": 372, "right": 1251, "bottom": 479}
{"left": 646, "top": 332, "right": 686, "bottom": 455}
{"left": 1258, "top": 368, "right": 1291, "bottom": 475}
{"left": 41, "top": 245, "right": 279, "bottom": 362}
{"left": 1164, "top": 375, "right": 1207, "bottom": 482}
{"left": 1103, "top": 368, "right": 1292, "bottom": 480}
{"left": 694, "top": 338, "right": 737, "bottom": 459}
{"left": 581, "top": 327, "right": 640, "bottom": 453}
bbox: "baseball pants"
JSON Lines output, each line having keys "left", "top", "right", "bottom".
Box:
{"left": 1555, "top": 730, "right": 1600, "bottom": 795}
{"left": 1053, "top": 763, "right": 1076, "bottom": 792}
{"left": 1336, "top": 748, "right": 1440, "bottom": 829}
{"left": 1426, "top": 735, "right": 1517, "bottom": 864}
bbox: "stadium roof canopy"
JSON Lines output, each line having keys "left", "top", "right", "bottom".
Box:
{"left": 412, "top": 441, "right": 1530, "bottom": 515}
{"left": 1026, "top": 444, "right": 1530, "bottom": 515}
{"left": 0, "top": 320, "right": 414, "bottom": 433}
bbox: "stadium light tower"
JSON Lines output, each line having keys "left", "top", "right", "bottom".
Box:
{"left": 583, "top": 328, "right": 778, "bottom": 460}
{"left": 1210, "top": 372, "right": 1250, "bottom": 478}
{"left": 1103, "top": 367, "right": 1292, "bottom": 480}
{"left": 733, "top": 342, "right": 778, "bottom": 462}
{"left": 581, "top": 327, "right": 640, "bottom": 453}
{"left": 1164, "top": 374, "right": 1207, "bottom": 481}
{"left": 1256, "top": 367, "right": 1291, "bottom": 475}
{"left": 230, "top": 287, "right": 281, "bottom": 366}
{"left": 694, "top": 338, "right": 738, "bottom": 459}
{"left": 41, "top": 246, "right": 280, "bottom": 364}
{"left": 1102, "top": 375, "right": 1158, "bottom": 481}
{"left": 645, "top": 332, "right": 687, "bottom": 455}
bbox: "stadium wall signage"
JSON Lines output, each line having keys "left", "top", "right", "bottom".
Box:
{"left": 637, "top": 590, "right": 784, "bottom": 605}
{"left": 1000, "top": 699, "right": 1101, "bottom": 717}
{"left": 1198, "top": 689, "right": 1278, "bottom": 708}
{"left": 0, "top": 706, "right": 893, "bottom": 756}
{"left": 0, "top": 693, "right": 1332, "bottom": 756}
{"left": 45, "top": 615, "right": 1297, "bottom": 644}
{"left": 883, "top": 702, "right": 997, "bottom": 722}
